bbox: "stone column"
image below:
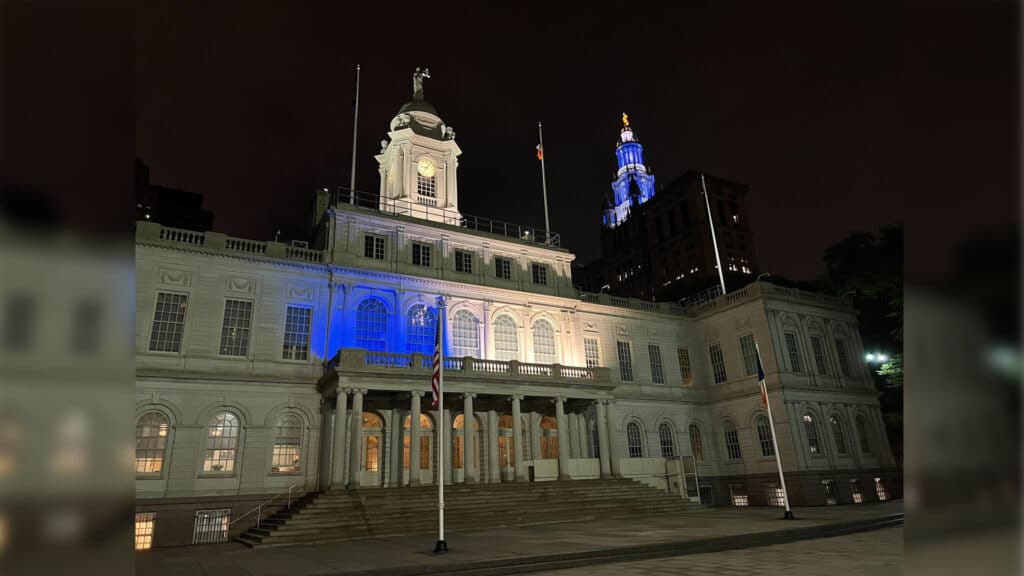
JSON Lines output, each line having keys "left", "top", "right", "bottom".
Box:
{"left": 510, "top": 395, "right": 526, "bottom": 481}
{"left": 530, "top": 412, "right": 542, "bottom": 462}
{"left": 596, "top": 401, "right": 612, "bottom": 478}
{"left": 387, "top": 408, "right": 400, "bottom": 487}
{"left": 332, "top": 388, "right": 350, "bottom": 488}
{"left": 487, "top": 410, "right": 500, "bottom": 483}
{"left": 576, "top": 413, "right": 588, "bottom": 459}
{"left": 347, "top": 389, "right": 365, "bottom": 488}
{"left": 482, "top": 302, "right": 492, "bottom": 359}
{"left": 568, "top": 411, "right": 580, "bottom": 458}
{"left": 409, "top": 392, "right": 423, "bottom": 485}
{"left": 463, "top": 393, "right": 477, "bottom": 483}
{"left": 555, "top": 397, "right": 570, "bottom": 479}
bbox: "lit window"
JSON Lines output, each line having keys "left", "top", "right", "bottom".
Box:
{"left": 455, "top": 250, "right": 473, "bottom": 274}
{"left": 688, "top": 424, "right": 704, "bottom": 461}
{"left": 617, "top": 341, "right": 634, "bottom": 382}
{"left": 355, "top": 298, "right": 388, "bottom": 352}
{"left": 784, "top": 332, "right": 802, "bottom": 373}
{"left": 532, "top": 319, "right": 557, "bottom": 363}
{"left": 495, "top": 257, "right": 512, "bottom": 280}
{"left": 271, "top": 414, "right": 303, "bottom": 473}
{"left": 148, "top": 292, "right": 187, "bottom": 352}
{"left": 756, "top": 415, "right": 775, "bottom": 457}
{"left": 531, "top": 264, "right": 548, "bottom": 286}
{"left": 135, "top": 411, "right": 169, "bottom": 474}
{"left": 739, "top": 334, "right": 758, "bottom": 376}
{"left": 849, "top": 479, "right": 864, "bottom": 503}
{"left": 540, "top": 416, "right": 559, "bottom": 459}
{"left": 766, "top": 482, "right": 785, "bottom": 507}
{"left": 203, "top": 412, "right": 239, "bottom": 473}
{"left": 803, "top": 414, "right": 820, "bottom": 455}
{"left": 677, "top": 348, "right": 692, "bottom": 386}
{"left": 362, "top": 413, "right": 383, "bottom": 472}
{"left": 874, "top": 477, "right": 890, "bottom": 501}
{"left": 584, "top": 338, "right": 600, "bottom": 368}
{"left": 658, "top": 423, "right": 676, "bottom": 457}
{"left": 282, "top": 306, "right": 312, "bottom": 360}
{"left": 364, "top": 235, "right": 386, "bottom": 260}
{"left": 724, "top": 421, "right": 742, "bottom": 460}
{"left": 626, "top": 422, "right": 643, "bottom": 457}
{"left": 192, "top": 509, "right": 230, "bottom": 544}
{"left": 493, "top": 315, "right": 519, "bottom": 361}
{"left": 412, "top": 243, "right": 432, "bottom": 267}
{"left": 451, "top": 310, "right": 480, "bottom": 358}
{"left": 830, "top": 415, "right": 848, "bottom": 456}
{"left": 135, "top": 513, "right": 156, "bottom": 550}
{"left": 218, "top": 299, "right": 253, "bottom": 356}
{"left": 730, "top": 483, "right": 748, "bottom": 506}
{"left": 405, "top": 305, "right": 436, "bottom": 355}
{"left": 417, "top": 172, "right": 436, "bottom": 199}
{"left": 709, "top": 343, "right": 728, "bottom": 383}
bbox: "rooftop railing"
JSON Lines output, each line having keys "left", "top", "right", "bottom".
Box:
{"left": 331, "top": 187, "right": 561, "bottom": 248}
{"left": 137, "top": 222, "right": 325, "bottom": 264}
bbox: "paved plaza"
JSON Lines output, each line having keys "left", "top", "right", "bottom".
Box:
{"left": 137, "top": 501, "right": 902, "bottom": 576}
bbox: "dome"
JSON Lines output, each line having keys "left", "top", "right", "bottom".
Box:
{"left": 398, "top": 99, "right": 438, "bottom": 116}
{"left": 389, "top": 100, "right": 455, "bottom": 140}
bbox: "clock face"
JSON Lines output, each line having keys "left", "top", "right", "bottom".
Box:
{"left": 417, "top": 157, "right": 436, "bottom": 178}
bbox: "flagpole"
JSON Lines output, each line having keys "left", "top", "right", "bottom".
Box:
{"left": 434, "top": 297, "right": 448, "bottom": 553}
{"left": 755, "top": 340, "right": 794, "bottom": 519}
{"left": 700, "top": 173, "right": 727, "bottom": 295}
{"left": 349, "top": 64, "right": 361, "bottom": 202}
{"left": 538, "top": 122, "right": 551, "bottom": 243}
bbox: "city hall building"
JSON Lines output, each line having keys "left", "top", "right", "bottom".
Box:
{"left": 134, "top": 76, "right": 898, "bottom": 548}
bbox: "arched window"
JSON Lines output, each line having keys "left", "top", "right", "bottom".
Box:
{"left": 493, "top": 315, "right": 519, "bottom": 361}
{"left": 451, "top": 310, "right": 480, "bottom": 358}
{"left": 271, "top": 414, "right": 303, "bottom": 473}
{"left": 803, "top": 414, "right": 820, "bottom": 455}
{"left": 626, "top": 421, "right": 643, "bottom": 458}
{"left": 756, "top": 415, "right": 775, "bottom": 457}
{"left": 452, "top": 414, "right": 479, "bottom": 470}
{"left": 723, "top": 421, "right": 742, "bottom": 460}
{"left": 540, "top": 416, "right": 558, "bottom": 459}
{"left": 355, "top": 298, "right": 388, "bottom": 352}
{"left": 830, "top": 415, "right": 848, "bottom": 456}
{"left": 531, "top": 319, "right": 556, "bottom": 364}
{"left": 203, "top": 412, "right": 239, "bottom": 473}
{"left": 658, "top": 423, "right": 676, "bottom": 458}
{"left": 402, "top": 414, "right": 432, "bottom": 471}
{"left": 855, "top": 415, "right": 871, "bottom": 454}
{"left": 361, "top": 412, "right": 382, "bottom": 473}
{"left": 689, "top": 424, "right": 704, "bottom": 462}
{"left": 135, "top": 411, "right": 169, "bottom": 474}
{"left": 405, "top": 305, "right": 436, "bottom": 355}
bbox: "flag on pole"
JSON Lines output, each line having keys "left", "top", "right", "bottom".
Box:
{"left": 756, "top": 349, "right": 769, "bottom": 407}
{"left": 431, "top": 318, "right": 442, "bottom": 408}
{"left": 536, "top": 143, "right": 543, "bottom": 160}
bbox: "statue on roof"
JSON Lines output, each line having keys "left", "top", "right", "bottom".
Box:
{"left": 413, "top": 67, "right": 431, "bottom": 101}
{"left": 622, "top": 112, "right": 630, "bottom": 128}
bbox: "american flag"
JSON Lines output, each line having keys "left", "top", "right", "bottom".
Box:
{"left": 431, "top": 318, "right": 442, "bottom": 408}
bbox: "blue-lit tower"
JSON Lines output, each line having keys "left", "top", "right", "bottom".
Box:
{"left": 602, "top": 113, "right": 656, "bottom": 229}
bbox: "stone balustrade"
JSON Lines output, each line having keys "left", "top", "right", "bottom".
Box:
{"left": 137, "top": 221, "right": 326, "bottom": 265}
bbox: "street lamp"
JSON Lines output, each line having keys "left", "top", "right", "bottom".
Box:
{"left": 864, "top": 352, "right": 889, "bottom": 364}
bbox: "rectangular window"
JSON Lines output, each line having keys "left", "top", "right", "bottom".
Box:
{"left": 849, "top": 478, "right": 864, "bottom": 503}
{"left": 784, "top": 332, "right": 802, "bottom": 373}
{"left": 739, "top": 334, "right": 758, "bottom": 376}
{"left": 874, "top": 477, "right": 890, "bottom": 501}
{"left": 725, "top": 426, "right": 742, "bottom": 460}
{"left": 135, "top": 512, "right": 156, "bottom": 550}
{"left": 835, "top": 339, "right": 851, "bottom": 377}
{"left": 416, "top": 173, "right": 436, "bottom": 198}
{"left": 148, "top": 292, "right": 188, "bottom": 352}
{"left": 455, "top": 250, "right": 473, "bottom": 274}
{"left": 729, "top": 484, "right": 748, "bottom": 507}
{"left": 282, "top": 306, "right": 312, "bottom": 360}
{"left": 677, "top": 347, "right": 692, "bottom": 386}
{"left": 192, "top": 509, "right": 230, "bottom": 544}
{"left": 648, "top": 345, "right": 665, "bottom": 384}
{"left": 364, "top": 235, "right": 386, "bottom": 260}
{"left": 709, "top": 343, "right": 728, "bottom": 383}
{"left": 495, "top": 257, "right": 512, "bottom": 280}
{"left": 766, "top": 482, "right": 785, "bottom": 507}
{"left": 532, "top": 263, "right": 548, "bottom": 285}
{"left": 823, "top": 479, "right": 838, "bottom": 505}
{"left": 699, "top": 482, "right": 715, "bottom": 506}
{"left": 412, "top": 242, "right": 432, "bottom": 267}
{"left": 218, "top": 299, "right": 253, "bottom": 356}
{"left": 617, "top": 341, "right": 634, "bottom": 382}
{"left": 365, "top": 436, "right": 380, "bottom": 472}
{"left": 584, "top": 338, "right": 600, "bottom": 369}
{"left": 811, "top": 336, "right": 829, "bottom": 375}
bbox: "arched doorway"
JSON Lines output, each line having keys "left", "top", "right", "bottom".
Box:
{"left": 540, "top": 416, "right": 559, "bottom": 459}
{"left": 497, "top": 415, "right": 528, "bottom": 481}
{"left": 402, "top": 413, "right": 434, "bottom": 485}
{"left": 452, "top": 413, "right": 480, "bottom": 483}
{"left": 360, "top": 412, "right": 384, "bottom": 486}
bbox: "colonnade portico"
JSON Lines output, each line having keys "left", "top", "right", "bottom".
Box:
{"left": 323, "top": 385, "right": 617, "bottom": 489}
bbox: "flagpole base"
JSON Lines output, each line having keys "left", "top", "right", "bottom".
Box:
{"left": 433, "top": 539, "right": 448, "bottom": 554}
{"left": 783, "top": 511, "right": 796, "bottom": 520}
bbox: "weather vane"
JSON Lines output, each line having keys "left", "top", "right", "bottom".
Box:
{"left": 622, "top": 112, "right": 630, "bottom": 127}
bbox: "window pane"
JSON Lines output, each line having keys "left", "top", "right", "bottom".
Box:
{"left": 355, "top": 298, "right": 388, "bottom": 352}
{"left": 135, "top": 411, "right": 169, "bottom": 474}
{"left": 192, "top": 509, "right": 230, "bottom": 544}
{"left": 658, "top": 423, "right": 675, "bottom": 457}
{"left": 218, "top": 300, "right": 253, "bottom": 356}
{"left": 709, "top": 344, "right": 728, "bottom": 383}
{"left": 677, "top": 348, "right": 692, "bottom": 386}
{"left": 739, "top": 334, "right": 757, "bottom": 376}
{"left": 830, "top": 415, "right": 848, "bottom": 455}
{"left": 406, "top": 305, "right": 436, "bottom": 355}
{"left": 626, "top": 422, "right": 643, "bottom": 457}
{"left": 271, "top": 414, "right": 303, "bottom": 472}
{"left": 784, "top": 332, "right": 802, "bottom": 373}
{"left": 835, "top": 339, "right": 851, "bottom": 377}
{"left": 149, "top": 293, "right": 187, "bottom": 352}
{"left": 203, "top": 412, "right": 239, "bottom": 473}
{"left": 135, "top": 513, "right": 156, "bottom": 550}
{"left": 451, "top": 310, "right": 480, "bottom": 357}
{"left": 811, "top": 336, "right": 828, "bottom": 375}
{"left": 803, "top": 414, "right": 820, "bottom": 455}
{"left": 648, "top": 345, "right": 665, "bottom": 384}
{"left": 756, "top": 415, "right": 775, "bottom": 457}
{"left": 532, "top": 320, "right": 556, "bottom": 364}
{"left": 856, "top": 416, "right": 871, "bottom": 454}
{"left": 689, "top": 424, "right": 704, "bottom": 461}
{"left": 493, "top": 315, "right": 518, "bottom": 361}
{"left": 724, "top": 422, "right": 742, "bottom": 460}
{"left": 584, "top": 338, "right": 600, "bottom": 368}
{"left": 617, "top": 341, "right": 633, "bottom": 382}
{"left": 283, "top": 306, "right": 312, "bottom": 360}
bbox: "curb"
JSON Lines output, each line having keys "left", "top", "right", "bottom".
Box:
{"left": 339, "top": 513, "right": 904, "bottom": 576}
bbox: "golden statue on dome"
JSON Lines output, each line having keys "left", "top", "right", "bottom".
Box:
{"left": 622, "top": 112, "right": 630, "bottom": 127}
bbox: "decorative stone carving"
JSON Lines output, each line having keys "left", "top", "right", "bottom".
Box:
{"left": 615, "top": 325, "right": 630, "bottom": 337}
{"left": 583, "top": 321, "right": 600, "bottom": 333}
{"left": 158, "top": 268, "right": 192, "bottom": 287}
{"left": 226, "top": 277, "right": 256, "bottom": 294}
{"left": 734, "top": 317, "right": 752, "bottom": 331}
{"left": 288, "top": 286, "right": 314, "bottom": 301}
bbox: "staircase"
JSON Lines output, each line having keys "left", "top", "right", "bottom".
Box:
{"left": 237, "top": 478, "right": 699, "bottom": 547}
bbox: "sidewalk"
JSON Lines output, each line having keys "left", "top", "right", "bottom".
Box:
{"left": 137, "top": 501, "right": 903, "bottom": 576}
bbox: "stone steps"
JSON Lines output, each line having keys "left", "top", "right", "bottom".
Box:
{"left": 237, "top": 479, "right": 700, "bottom": 548}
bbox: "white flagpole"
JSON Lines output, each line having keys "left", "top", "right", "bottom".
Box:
{"left": 349, "top": 64, "right": 361, "bottom": 201}
{"left": 756, "top": 340, "right": 794, "bottom": 519}
{"left": 434, "top": 298, "right": 448, "bottom": 552}
{"left": 538, "top": 122, "right": 551, "bottom": 243}
{"left": 700, "top": 173, "right": 727, "bottom": 295}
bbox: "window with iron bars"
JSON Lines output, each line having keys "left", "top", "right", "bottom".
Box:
{"left": 192, "top": 509, "right": 230, "bottom": 544}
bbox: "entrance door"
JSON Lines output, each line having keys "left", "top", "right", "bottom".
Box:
{"left": 360, "top": 412, "right": 383, "bottom": 486}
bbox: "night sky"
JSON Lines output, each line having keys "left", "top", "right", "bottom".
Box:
{"left": 5, "top": 3, "right": 1007, "bottom": 283}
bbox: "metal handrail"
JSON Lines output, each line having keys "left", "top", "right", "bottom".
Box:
{"left": 229, "top": 484, "right": 298, "bottom": 529}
